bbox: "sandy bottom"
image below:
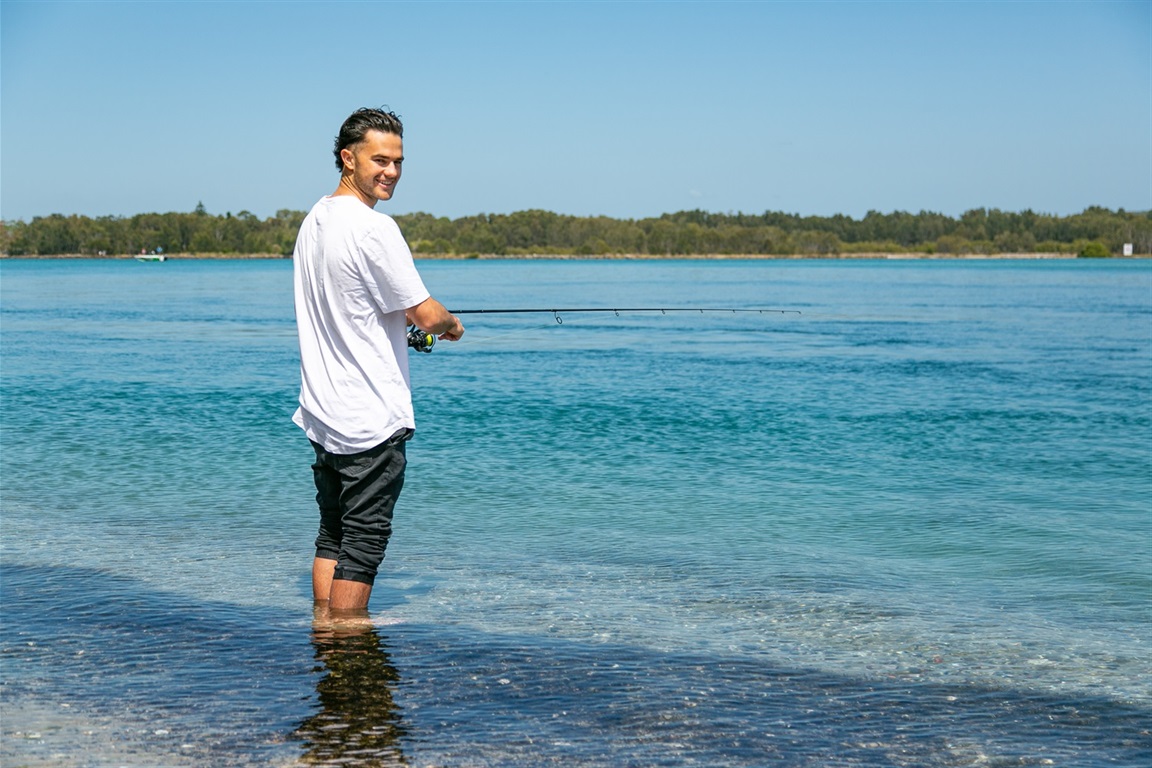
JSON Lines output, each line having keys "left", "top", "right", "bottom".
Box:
{"left": 2, "top": 698, "right": 201, "bottom": 767}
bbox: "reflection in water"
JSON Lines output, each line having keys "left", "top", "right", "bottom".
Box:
{"left": 294, "top": 607, "right": 407, "bottom": 766}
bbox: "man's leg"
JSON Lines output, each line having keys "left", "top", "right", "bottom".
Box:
{"left": 310, "top": 435, "right": 407, "bottom": 610}
{"left": 329, "top": 578, "right": 373, "bottom": 610}
{"left": 311, "top": 447, "right": 345, "bottom": 603}
{"left": 313, "top": 556, "right": 338, "bottom": 603}
{"left": 314, "top": 557, "right": 373, "bottom": 609}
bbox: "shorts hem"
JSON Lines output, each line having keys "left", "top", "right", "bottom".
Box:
{"left": 332, "top": 568, "right": 376, "bottom": 586}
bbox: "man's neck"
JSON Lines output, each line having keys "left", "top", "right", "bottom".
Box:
{"left": 332, "top": 176, "right": 377, "bottom": 209}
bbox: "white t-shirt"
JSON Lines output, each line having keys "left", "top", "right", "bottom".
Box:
{"left": 292, "top": 196, "right": 431, "bottom": 453}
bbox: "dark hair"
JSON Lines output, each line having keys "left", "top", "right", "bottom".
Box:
{"left": 333, "top": 108, "right": 404, "bottom": 170}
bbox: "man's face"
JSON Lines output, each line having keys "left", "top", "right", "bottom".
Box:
{"left": 341, "top": 130, "right": 404, "bottom": 206}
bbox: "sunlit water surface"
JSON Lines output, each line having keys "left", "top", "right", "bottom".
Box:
{"left": 2, "top": 258, "right": 1149, "bottom": 767}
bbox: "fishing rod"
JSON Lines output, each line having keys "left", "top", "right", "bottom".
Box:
{"left": 407, "top": 306, "right": 800, "bottom": 353}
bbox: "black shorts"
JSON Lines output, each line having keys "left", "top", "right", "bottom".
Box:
{"left": 310, "top": 429, "right": 411, "bottom": 585}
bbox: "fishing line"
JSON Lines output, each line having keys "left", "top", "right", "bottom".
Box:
{"left": 438, "top": 322, "right": 551, "bottom": 350}
{"left": 408, "top": 306, "right": 799, "bottom": 353}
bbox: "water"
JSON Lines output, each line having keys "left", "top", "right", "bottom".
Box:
{"left": 1, "top": 257, "right": 1149, "bottom": 767}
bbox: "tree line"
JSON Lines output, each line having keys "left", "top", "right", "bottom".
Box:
{"left": 2, "top": 202, "right": 1148, "bottom": 257}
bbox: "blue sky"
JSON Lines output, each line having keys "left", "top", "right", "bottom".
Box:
{"left": 2, "top": 0, "right": 1148, "bottom": 222}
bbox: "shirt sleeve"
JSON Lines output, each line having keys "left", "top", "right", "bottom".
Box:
{"left": 358, "top": 214, "right": 431, "bottom": 313}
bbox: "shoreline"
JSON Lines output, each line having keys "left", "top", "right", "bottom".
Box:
{"left": 2, "top": 251, "right": 1144, "bottom": 261}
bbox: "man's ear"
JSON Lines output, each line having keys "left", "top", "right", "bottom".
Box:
{"left": 340, "top": 147, "right": 355, "bottom": 171}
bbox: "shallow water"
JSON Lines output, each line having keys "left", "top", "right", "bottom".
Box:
{"left": 2, "top": 258, "right": 1150, "bottom": 766}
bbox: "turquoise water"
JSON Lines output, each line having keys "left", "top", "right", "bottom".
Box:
{"left": 1, "top": 257, "right": 1149, "bottom": 767}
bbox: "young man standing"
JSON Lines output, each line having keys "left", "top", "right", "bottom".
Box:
{"left": 293, "top": 107, "right": 464, "bottom": 612}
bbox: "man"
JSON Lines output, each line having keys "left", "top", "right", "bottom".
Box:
{"left": 293, "top": 107, "right": 464, "bottom": 612}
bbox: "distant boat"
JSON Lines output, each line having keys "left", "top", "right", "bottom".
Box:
{"left": 136, "top": 252, "right": 167, "bottom": 262}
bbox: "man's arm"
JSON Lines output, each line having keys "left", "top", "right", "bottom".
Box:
{"left": 406, "top": 297, "right": 464, "bottom": 341}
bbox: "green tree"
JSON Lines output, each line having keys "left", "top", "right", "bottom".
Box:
{"left": 1078, "top": 241, "right": 1111, "bottom": 258}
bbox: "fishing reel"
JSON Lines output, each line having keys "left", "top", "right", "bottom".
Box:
{"left": 407, "top": 325, "right": 435, "bottom": 353}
